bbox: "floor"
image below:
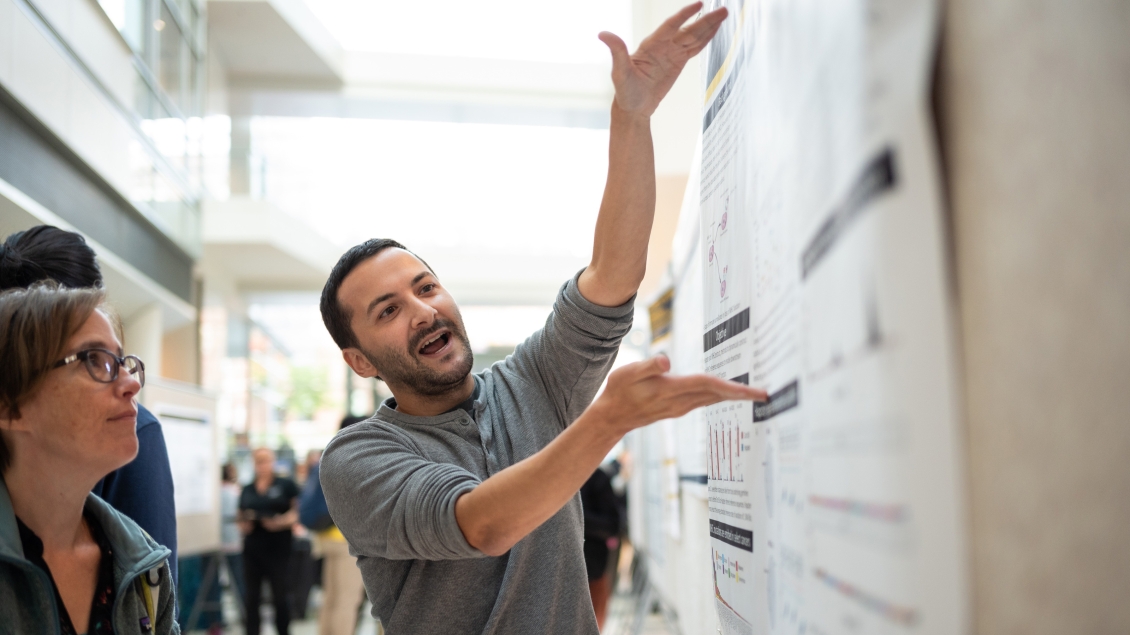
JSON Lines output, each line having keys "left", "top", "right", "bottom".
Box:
{"left": 188, "top": 572, "right": 676, "bottom": 635}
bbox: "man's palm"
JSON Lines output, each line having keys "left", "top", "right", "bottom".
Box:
{"left": 600, "top": 2, "right": 729, "bottom": 116}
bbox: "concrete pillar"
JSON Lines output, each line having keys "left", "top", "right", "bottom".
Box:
{"left": 124, "top": 303, "right": 163, "bottom": 381}
{"left": 939, "top": 1, "right": 1130, "bottom": 632}
{"left": 229, "top": 115, "right": 252, "bottom": 197}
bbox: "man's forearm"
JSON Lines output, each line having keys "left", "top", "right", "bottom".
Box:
{"left": 454, "top": 407, "right": 621, "bottom": 556}
{"left": 454, "top": 353, "right": 769, "bottom": 558}
{"left": 578, "top": 104, "right": 655, "bottom": 307}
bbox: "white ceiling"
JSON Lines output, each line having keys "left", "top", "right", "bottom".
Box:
{"left": 301, "top": 0, "right": 632, "bottom": 64}
{"left": 248, "top": 117, "right": 609, "bottom": 305}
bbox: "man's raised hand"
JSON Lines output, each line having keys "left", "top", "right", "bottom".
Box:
{"left": 599, "top": 2, "right": 729, "bottom": 117}
{"left": 589, "top": 355, "right": 767, "bottom": 437}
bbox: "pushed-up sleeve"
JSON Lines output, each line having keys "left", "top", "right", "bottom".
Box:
{"left": 319, "top": 425, "right": 485, "bottom": 561}
{"left": 505, "top": 270, "right": 636, "bottom": 427}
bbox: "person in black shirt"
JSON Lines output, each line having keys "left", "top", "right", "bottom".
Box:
{"left": 580, "top": 465, "right": 623, "bottom": 629}
{"left": 239, "top": 447, "right": 300, "bottom": 635}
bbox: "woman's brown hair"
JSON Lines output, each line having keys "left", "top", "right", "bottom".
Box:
{"left": 0, "top": 282, "right": 104, "bottom": 471}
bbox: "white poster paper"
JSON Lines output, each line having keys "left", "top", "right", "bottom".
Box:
{"left": 693, "top": 0, "right": 968, "bottom": 634}
{"left": 157, "top": 405, "right": 215, "bottom": 517}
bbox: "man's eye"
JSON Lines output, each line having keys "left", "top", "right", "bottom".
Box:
{"left": 421, "top": 283, "right": 436, "bottom": 293}
{"left": 380, "top": 306, "right": 396, "bottom": 318}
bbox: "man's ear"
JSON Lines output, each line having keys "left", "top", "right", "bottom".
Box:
{"left": 342, "top": 348, "right": 381, "bottom": 380}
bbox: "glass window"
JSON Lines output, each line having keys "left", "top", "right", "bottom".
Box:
{"left": 96, "top": 0, "right": 147, "bottom": 54}
{"left": 157, "top": 3, "right": 184, "bottom": 113}
{"left": 133, "top": 71, "right": 155, "bottom": 119}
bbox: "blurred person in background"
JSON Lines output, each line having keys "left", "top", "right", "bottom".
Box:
{"left": 580, "top": 464, "right": 622, "bottom": 629}
{"left": 0, "top": 283, "right": 177, "bottom": 633}
{"left": 220, "top": 463, "right": 245, "bottom": 603}
{"left": 290, "top": 450, "right": 323, "bottom": 620}
{"left": 299, "top": 415, "right": 370, "bottom": 635}
{"left": 239, "top": 447, "right": 299, "bottom": 635}
{"left": 316, "top": 5, "right": 766, "bottom": 633}
{"left": 0, "top": 226, "right": 178, "bottom": 583}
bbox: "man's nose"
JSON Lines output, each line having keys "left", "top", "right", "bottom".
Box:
{"left": 408, "top": 294, "right": 438, "bottom": 329}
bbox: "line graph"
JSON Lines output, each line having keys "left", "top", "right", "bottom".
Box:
{"left": 814, "top": 568, "right": 919, "bottom": 627}
{"left": 808, "top": 494, "right": 913, "bottom": 552}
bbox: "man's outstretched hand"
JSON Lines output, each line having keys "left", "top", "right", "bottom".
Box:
{"left": 589, "top": 355, "right": 768, "bottom": 437}
{"left": 600, "top": 2, "right": 729, "bottom": 117}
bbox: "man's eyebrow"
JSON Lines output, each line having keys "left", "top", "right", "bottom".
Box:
{"left": 365, "top": 271, "right": 434, "bottom": 316}
{"left": 366, "top": 292, "right": 396, "bottom": 316}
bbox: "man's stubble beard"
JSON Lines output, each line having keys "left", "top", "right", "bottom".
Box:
{"left": 361, "top": 317, "right": 475, "bottom": 398}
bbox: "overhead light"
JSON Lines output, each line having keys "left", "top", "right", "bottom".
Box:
{"left": 154, "top": 19, "right": 166, "bottom": 31}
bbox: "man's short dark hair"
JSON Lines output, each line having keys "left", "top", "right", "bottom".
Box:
{"left": 0, "top": 226, "right": 102, "bottom": 291}
{"left": 320, "top": 238, "right": 434, "bottom": 351}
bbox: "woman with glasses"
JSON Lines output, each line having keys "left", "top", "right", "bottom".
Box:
{"left": 0, "top": 225, "right": 179, "bottom": 583}
{"left": 0, "top": 283, "right": 177, "bottom": 634}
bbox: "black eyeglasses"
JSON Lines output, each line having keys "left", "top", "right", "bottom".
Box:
{"left": 52, "top": 348, "right": 146, "bottom": 388}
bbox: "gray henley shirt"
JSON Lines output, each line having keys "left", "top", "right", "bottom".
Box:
{"left": 320, "top": 271, "right": 634, "bottom": 634}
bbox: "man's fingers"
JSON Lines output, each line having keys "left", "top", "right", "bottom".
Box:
{"left": 655, "top": 2, "right": 707, "bottom": 37}
{"left": 676, "top": 7, "right": 729, "bottom": 46}
{"left": 661, "top": 374, "right": 768, "bottom": 401}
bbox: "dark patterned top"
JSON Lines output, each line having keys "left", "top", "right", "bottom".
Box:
{"left": 17, "top": 506, "right": 117, "bottom": 635}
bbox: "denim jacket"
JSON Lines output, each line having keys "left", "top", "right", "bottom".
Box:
{"left": 0, "top": 478, "right": 179, "bottom": 635}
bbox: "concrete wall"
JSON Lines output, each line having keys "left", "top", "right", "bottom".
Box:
{"left": 939, "top": 1, "right": 1130, "bottom": 633}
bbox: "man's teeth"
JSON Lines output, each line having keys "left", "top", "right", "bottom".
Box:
{"left": 420, "top": 333, "right": 445, "bottom": 352}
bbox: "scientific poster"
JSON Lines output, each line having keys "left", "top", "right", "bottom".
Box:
{"left": 700, "top": 2, "right": 759, "bottom": 631}
{"left": 157, "top": 405, "right": 215, "bottom": 516}
{"left": 695, "top": 0, "right": 968, "bottom": 634}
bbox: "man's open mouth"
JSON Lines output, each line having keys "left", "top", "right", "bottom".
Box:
{"left": 417, "top": 330, "right": 452, "bottom": 357}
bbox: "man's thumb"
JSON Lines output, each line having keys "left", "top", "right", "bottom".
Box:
{"left": 598, "top": 32, "right": 631, "bottom": 73}
{"left": 644, "top": 354, "right": 671, "bottom": 375}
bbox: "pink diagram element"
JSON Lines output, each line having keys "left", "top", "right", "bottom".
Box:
{"left": 721, "top": 280, "right": 728, "bottom": 297}
{"left": 720, "top": 211, "right": 728, "bottom": 231}
{"left": 708, "top": 244, "right": 715, "bottom": 263}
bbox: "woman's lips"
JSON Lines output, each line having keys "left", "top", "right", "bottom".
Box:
{"left": 109, "top": 408, "right": 137, "bottom": 422}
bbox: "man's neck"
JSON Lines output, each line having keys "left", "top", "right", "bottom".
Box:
{"left": 389, "top": 374, "right": 476, "bottom": 417}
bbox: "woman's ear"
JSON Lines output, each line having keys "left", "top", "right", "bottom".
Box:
{"left": 0, "top": 405, "right": 24, "bottom": 431}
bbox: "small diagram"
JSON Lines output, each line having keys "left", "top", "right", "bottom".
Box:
{"left": 707, "top": 194, "right": 732, "bottom": 301}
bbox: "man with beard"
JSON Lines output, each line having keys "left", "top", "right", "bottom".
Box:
{"left": 317, "top": 4, "right": 766, "bottom": 634}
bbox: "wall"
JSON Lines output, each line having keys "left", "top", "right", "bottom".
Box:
{"left": 939, "top": 1, "right": 1130, "bottom": 632}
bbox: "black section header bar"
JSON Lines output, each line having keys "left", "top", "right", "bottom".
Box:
{"left": 709, "top": 519, "right": 753, "bottom": 552}
{"left": 800, "top": 148, "right": 897, "bottom": 279}
{"left": 704, "top": 308, "right": 751, "bottom": 352}
{"left": 753, "top": 380, "right": 800, "bottom": 422}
